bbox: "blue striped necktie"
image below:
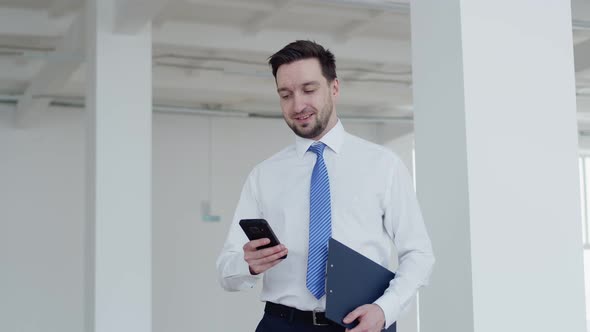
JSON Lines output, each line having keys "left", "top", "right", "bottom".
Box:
{"left": 306, "top": 142, "right": 332, "bottom": 299}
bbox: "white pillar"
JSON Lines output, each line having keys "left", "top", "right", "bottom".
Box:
{"left": 85, "top": 0, "right": 152, "bottom": 331}
{"left": 411, "top": 1, "right": 588, "bottom": 332}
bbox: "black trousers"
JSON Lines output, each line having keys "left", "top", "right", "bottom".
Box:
{"left": 255, "top": 313, "right": 345, "bottom": 332}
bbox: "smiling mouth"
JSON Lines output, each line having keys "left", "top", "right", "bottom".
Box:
{"left": 295, "top": 113, "right": 314, "bottom": 121}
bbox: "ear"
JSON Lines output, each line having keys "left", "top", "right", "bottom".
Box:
{"left": 331, "top": 78, "right": 340, "bottom": 97}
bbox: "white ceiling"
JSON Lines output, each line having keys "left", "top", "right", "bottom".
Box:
{"left": 1, "top": 0, "right": 590, "bottom": 126}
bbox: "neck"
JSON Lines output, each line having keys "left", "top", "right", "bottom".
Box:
{"left": 311, "top": 115, "right": 338, "bottom": 141}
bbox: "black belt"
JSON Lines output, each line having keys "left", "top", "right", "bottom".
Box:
{"left": 264, "top": 302, "right": 334, "bottom": 326}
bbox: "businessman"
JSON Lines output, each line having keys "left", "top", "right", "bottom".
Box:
{"left": 216, "top": 40, "right": 434, "bottom": 332}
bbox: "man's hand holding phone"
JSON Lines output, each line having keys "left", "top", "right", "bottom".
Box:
{"left": 239, "top": 219, "right": 288, "bottom": 275}
{"left": 243, "top": 238, "right": 288, "bottom": 275}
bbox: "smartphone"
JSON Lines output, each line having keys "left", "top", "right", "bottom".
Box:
{"left": 239, "top": 219, "right": 286, "bottom": 259}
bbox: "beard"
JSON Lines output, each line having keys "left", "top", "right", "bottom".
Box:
{"left": 285, "top": 98, "right": 333, "bottom": 139}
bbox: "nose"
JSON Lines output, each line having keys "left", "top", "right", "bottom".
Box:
{"left": 292, "top": 93, "right": 307, "bottom": 114}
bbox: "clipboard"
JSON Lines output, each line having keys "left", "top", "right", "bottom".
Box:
{"left": 325, "top": 238, "right": 397, "bottom": 331}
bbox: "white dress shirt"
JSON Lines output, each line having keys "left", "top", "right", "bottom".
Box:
{"left": 216, "top": 120, "right": 434, "bottom": 328}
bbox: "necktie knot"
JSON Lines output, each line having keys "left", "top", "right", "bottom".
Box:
{"left": 308, "top": 142, "right": 326, "bottom": 156}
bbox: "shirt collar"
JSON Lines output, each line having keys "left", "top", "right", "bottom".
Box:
{"left": 295, "top": 119, "right": 345, "bottom": 159}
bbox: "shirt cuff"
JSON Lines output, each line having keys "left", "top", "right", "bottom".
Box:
{"left": 240, "top": 256, "right": 260, "bottom": 288}
{"left": 373, "top": 291, "right": 401, "bottom": 329}
{"left": 226, "top": 254, "right": 261, "bottom": 289}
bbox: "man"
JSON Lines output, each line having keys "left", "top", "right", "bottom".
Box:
{"left": 216, "top": 40, "right": 434, "bottom": 332}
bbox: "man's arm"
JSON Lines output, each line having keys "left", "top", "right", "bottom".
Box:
{"left": 216, "top": 170, "right": 263, "bottom": 291}
{"left": 373, "top": 156, "right": 435, "bottom": 328}
{"left": 216, "top": 168, "right": 289, "bottom": 291}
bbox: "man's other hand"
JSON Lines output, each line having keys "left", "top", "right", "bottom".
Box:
{"left": 243, "top": 238, "right": 288, "bottom": 275}
{"left": 343, "top": 304, "right": 385, "bottom": 332}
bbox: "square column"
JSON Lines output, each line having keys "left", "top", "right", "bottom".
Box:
{"left": 85, "top": 0, "right": 152, "bottom": 331}
{"left": 411, "top": 1, "right": 588, "bottom": 332}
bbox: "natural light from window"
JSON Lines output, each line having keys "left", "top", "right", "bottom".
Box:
{"left": 577, "top": 156, "right": 590, "bottom": 324}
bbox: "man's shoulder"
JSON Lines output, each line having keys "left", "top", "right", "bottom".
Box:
{"left": 252, "top": 143, "right": 297, "bottom": 171}
{"left": 345, "top": 132, "right": 399, "bottom": 164}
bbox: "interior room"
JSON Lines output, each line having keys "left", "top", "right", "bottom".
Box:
{"left": 0, "top": 1, "right": 589, "bottom": 331}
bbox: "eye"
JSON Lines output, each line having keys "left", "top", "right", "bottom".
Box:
{"left": 304, "top": 89, "right": 316, "bottom": 94}
{"left": 280, "top": 94, "right": 291, "bottom": 100}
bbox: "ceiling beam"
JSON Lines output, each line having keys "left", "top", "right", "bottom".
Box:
{"left": 0, "top": 62, "right": 45, "bottom": 80}
{"left": 48, "top": 0, "right": 82, "bottom": 18}
{"left": 0, "top": 8, "right": 72, "bottom": 37}
{"left": 184, "top": 0, "right": 376, "bottom": 20}
{"left": 114, "top": 0, "right": 175, "bottom": 34}
{"left": 14, "top": 14, "right": 84, "bottom": 127}
{"left": 334, "top": 10, "right": 388, "bottom": 42}
{"left": 185, "top": 0, "right": 279, "bottom": 12}
{"left": 575, "top": 38, "right": 590, "bottom": 72}
{"left": 243, "top": 0, "right": 293, "bottom": 35}
{"left": 314, "top": 0, "right": 410, "bottom": 13}
{"left": 154, "top": 21, "right": 411, "bottom": 65}
{"left": 572, "top": 0, "right": 590, "bottom": 23}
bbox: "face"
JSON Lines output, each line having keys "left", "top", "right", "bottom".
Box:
{"left": 275, "top": 58, "right": 339, "bottom": 140}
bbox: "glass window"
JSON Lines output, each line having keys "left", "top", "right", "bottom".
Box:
{"left": 580, "top": 158, "right": 587, "bottom": 245}
{"left": 585, "top": 250, "right": 590, "bottom": 324}
{"left": 578, "top": 156, "right": 590, "bottom": 325}
{"left": 582, "top": 157, "right": 590, "bottom": 247}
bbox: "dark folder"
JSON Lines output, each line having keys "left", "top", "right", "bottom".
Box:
{"left": 325, "top": 238, "right": 397, "bottom": 331}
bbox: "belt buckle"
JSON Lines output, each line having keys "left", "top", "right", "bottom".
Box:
{"left": 312, "top": 309, "right": 329, "bottom": 326}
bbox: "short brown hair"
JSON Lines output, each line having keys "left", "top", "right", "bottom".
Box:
{"left": 268, "top": 40, "right": 337, "bottom": 82}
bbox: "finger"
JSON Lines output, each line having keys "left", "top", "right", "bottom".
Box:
{"left": 247, "top": 247, "right": 287, "bottom": 269}
{"left": 244, "top": 240, "right": 282, "bottom": 256}
{"left": 244, "top": 244, "right": 277, "bottom": 261}
{"left": 343, "top": 306, "right": 366, "bottom": 324}
{"left": 347, "top": 316, "right": 374, "bottom": 332}
{"left": 257, "top": 248, "right": 288, "bottom": 264}
{"left": 244, "top": 244, "right": 286, "bottom": 261}
{"left": 246, "top": 248, "right": 288, "bottom": 268}
{"left": 347, "top": 321, "right": 367, "bottom": 332}
{"left": 249, "top": 244, "right": 286, "bottom": 260}
{"left": 243, "top": 238, "right": 271, "bottom": 251}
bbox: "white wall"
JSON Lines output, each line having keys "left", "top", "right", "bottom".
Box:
{"left": 0, "top": 104, "right": 85, "bottom": 332}
{"left": 2, "top": 104, "right": 420, "bottom": 332}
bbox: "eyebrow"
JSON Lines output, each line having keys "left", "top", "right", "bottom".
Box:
{"left": 302, "top": 82, "right": 320, "bottom": 89}
{"left": 277, "top": 81, "right": 320, "bottom": 93}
